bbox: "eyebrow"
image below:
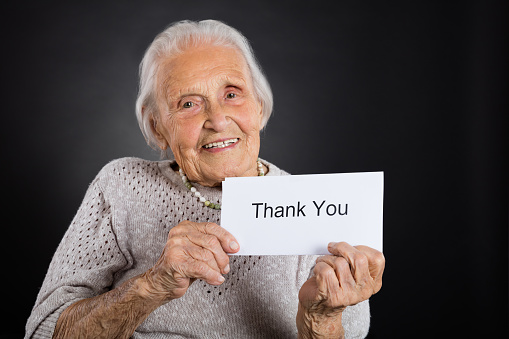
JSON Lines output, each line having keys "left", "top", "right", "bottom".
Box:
{"left": 165, "top": 75, "right": 248, "bottom": 103}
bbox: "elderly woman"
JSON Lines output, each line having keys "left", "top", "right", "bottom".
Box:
{"left": 26, "top": 20, "right": 384, "bottom": 338}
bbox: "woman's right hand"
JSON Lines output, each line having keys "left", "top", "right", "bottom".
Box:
{"left": 140, "top": 221, "right": 240, "bottom": 302}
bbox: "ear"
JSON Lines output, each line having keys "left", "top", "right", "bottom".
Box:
{"left": 256, "top": 101, "right": 265, "bottom": 129}
{"left": 146, "top": 108, "right": 168, "bottom": 150}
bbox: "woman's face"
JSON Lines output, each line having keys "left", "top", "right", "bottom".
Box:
{"left": 152, "top": 44, "right": 264, "bottom": 187}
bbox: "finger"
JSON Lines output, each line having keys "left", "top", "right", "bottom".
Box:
{"left": 316, "top": 256, "right": 356, "bottom": 291}
{"left": 169, "top": 221, "right": 239, "bottom": 253}
{"left": 169, "top": 221, "right": 237, "bottom": 273}
{"left": 183, "top": 232, "right": 230, "bottom": 274}
{"left": 327, "top": 242, "right": 370, "bottom": 284}
{"left": 168, "top": 229, "right": 229, "bottom": 274}
{"left": 313, "top": 261, "right": 344, "bottom": 310}
{"left": 180, "top": 257, "right": 225, "bottom": 286}
{"left": 194, "top": 222, "right": 240, "bottom": 254}
{"left": 183, "top": 243, "right": 222, "bottom": 273}
{"left": 354, "top": 245, "right": 385, "bottom": 292}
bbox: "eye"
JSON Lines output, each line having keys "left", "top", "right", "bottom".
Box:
{"left": 182, "top": 101, "right": 194, "bottom": 109}
{"left": 226, "top": 92, "right": 237, "bottom": 99}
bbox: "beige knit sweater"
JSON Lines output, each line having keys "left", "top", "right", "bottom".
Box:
{"left": 26, "top": 157, "right": 370, "bottom": 338}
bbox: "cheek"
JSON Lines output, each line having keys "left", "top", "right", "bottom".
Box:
{"left": 165, "top": 117, "right": 201, "bottom": 151}
{"left": 238, "top": 103, "right": 263, "bottom": 134}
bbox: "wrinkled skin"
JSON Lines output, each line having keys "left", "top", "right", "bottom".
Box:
{"left": 297, "top": 242, "right": 385, "bottom": 338}
{"left": 53, "top": 43, "right": 385, "bottom": 339}
{"left": 54, "top": 221, "right": 239, "bottom": 339}
{"left": 142, "top": 221, "right": 239, "bottom": 301}
{"left": 150, "top": 44, "right": 265, "bottom": 187}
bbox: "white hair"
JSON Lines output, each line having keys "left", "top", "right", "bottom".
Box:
{"left": 135, "top": 19, "right": 273, "bottom": 154}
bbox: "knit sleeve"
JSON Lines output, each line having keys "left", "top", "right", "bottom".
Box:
{"left": 343, "top": 299, "right": 370, "bottom": 338}
{"left": 25, "top": 173, "right": 128, "bottom": 339}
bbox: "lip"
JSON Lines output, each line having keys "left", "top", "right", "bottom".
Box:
{"left": 201, "top": 137, "right": 240, "bottom": 153}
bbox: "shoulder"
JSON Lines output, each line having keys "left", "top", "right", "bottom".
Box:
{"left": 93, "top": 157, "right": 170, "bottom": 192}
{"left": 97, "top": 157, "right": 162, "bottom": 178}
{"left": 100, "top": 157, "right": 159, "bottom": 172}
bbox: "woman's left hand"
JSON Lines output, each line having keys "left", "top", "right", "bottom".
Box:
{"left": 297, "top": 242, "right": 385, "bottom": 338}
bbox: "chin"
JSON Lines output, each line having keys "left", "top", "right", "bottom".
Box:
{"left": 212, "top": 163, "right": 249, "bottom": 180}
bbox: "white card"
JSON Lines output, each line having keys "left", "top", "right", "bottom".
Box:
{"left": 221, "top": 172, "right": 383, "bottom": 255}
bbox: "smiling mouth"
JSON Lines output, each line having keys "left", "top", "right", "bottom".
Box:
{"left": 202, "top": 138, "right": 239, "bottom": 149}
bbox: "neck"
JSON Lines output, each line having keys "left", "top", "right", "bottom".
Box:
{"left": 177, "top": 159, "right": 266, "bottom": 210}
{"left": 172, "top": 161, "right": 268, "bottom": 186}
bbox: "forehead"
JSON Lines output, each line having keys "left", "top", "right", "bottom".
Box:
{"left": 158, "top": 44, "right": 251, "bottom": 95}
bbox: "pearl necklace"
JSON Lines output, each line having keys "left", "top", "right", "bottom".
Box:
{"left": 179, "top": 159, "right": 265, "bottom": 210}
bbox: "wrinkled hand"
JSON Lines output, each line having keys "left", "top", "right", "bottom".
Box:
{"left": 298, "top": 242, "right": 385, "bottom": 337}
{"left": 141, "top": 221, "right": 239, "bottom": 302}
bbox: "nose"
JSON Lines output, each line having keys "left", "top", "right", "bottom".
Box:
{"left": 203, "top": 102, "right": 230, "bottom": 132}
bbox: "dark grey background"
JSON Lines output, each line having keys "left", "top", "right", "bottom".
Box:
{"left": 3, "top": 1, "right": 507, "bottom": 338}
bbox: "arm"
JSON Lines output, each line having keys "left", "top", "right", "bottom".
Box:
{"left": 53, "top": 221, "right": 239, "bottom": 338}
{"left": 53, "top": 274, "right": 163, "bottom": 338}
{"left": 297, "top": 242, "right": 385, "bottom": 338}
{"left": 26, "top": 175, "right": 131, "bottom": 338}
{"left": 297, "top": 303, "right": 344, "bottom": 339}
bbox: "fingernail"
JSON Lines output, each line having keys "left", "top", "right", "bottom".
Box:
{"left": 223, "top": 264, "right": 230, "bottom": 274}
{"left": 217, "top": 275, "right": 225, "bottom": 283}
{"left": 230, "top": 241, "right": 239, "bottom": 251}
{"left": 328, "top": 242, "right": 338, "bottom": 248}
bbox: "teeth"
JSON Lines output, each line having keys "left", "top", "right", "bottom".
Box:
{"left": 203, "top": 138, "right": 239, "bottom": 149}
